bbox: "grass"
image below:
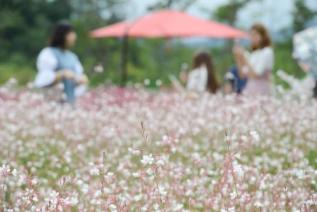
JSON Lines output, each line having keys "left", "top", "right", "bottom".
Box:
{"left": 307, "top": 150, "right": 317, "bottom": 169}
{"left": 0, "top": 63, "right": 35, "bottom": 85}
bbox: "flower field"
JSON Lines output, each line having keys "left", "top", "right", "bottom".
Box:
{"left": 1, "top": 86, "right": 317, "bottom": 211}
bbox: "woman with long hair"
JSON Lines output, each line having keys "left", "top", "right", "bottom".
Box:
{"left": 186, "top": 52, "right": 219, "bottom": 93}
{"left": 34, "top": 22, "right": 88, "bottom": 103}
{"left": 233, "top": 23, "right": 274, "bottom": 96}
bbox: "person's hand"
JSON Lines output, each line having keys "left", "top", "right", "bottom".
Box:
{"left": 233, "top": 45, "right": 244, "bottom": 57}
{"left": 62, "top": 70, "right": 76, "bottom": 80}
{"left": 55, "top": 70, "right": 75, "bottom": 82}
{"left": 299, "top": 62, "right": 310, "bottom": 73}
{"left": 179, "top": 71, "right": 188, "bottom": 83}
{"left": 76, "top": 74, "right": 89, "bottom": 85}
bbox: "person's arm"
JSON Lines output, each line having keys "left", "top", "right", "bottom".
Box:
{"left": 298, "top": 62, "right": 310, "bottom": 73}
{"left": 74, "top": 55, "right": 89, "bottom": 85}
{"left": 35, "top": 48, "right": 58, "bottom": 87}
{"left": 233, "top": 46, "right": 273, "bottom": 79}
{"left": 179, "top": 70, "right": 188, "bottom": 84}
{"left": 233, "top": 46, "right": 259, "bottom": 79}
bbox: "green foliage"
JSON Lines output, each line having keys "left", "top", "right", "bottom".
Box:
{"left": 0, "top": 62, "right": 34, "bottom": 85}
{"left": 273, "top": 42, "right": 305, "bottom": 87}
{"left": 293, "top": 0, "right": 317, "bottom": 32}
{"left": 213, "top": 0, "right": 252, "bottom": 25}
{"left": 307, "top": 150, "right": 317, "bottom": 169}
{"left": 147, "top": 0, "right": 196, "bottom": 11}
{"left": 0, "top": 0, "right": 72, "bottom": 60}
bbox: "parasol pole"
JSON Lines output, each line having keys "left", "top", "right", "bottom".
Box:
{"left": 120, "top": 35, "right": 129, "bottom": 86}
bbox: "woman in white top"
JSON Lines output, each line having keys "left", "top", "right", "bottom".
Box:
{"left": 233, "top": 23, "right": 274, "bottom": 96}
{"left": 34, "top": 22, "right": 88, "bottom": 103}
{"left": 185, "top": 52, "right": 219, "bottom": 93}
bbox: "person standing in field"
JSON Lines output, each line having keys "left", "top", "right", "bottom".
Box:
{"left": 34, "top": 22, "right": 88, "bottom": 103}
{"left": 182, "top": 52, "right": 219, "bottom": 94}
{"left": 233, "top": 23, "right": 274, "bottom": 96}
{"left": 293, "top": 26, "right": 317, "bottom": 98}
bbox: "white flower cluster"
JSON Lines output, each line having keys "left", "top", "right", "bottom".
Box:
{"left": 0, "top": 86, "right": 316, "bottom": 211}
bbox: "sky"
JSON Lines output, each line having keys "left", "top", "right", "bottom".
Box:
{"left": 122, "top": 0, "right": 317, "bottom": 33}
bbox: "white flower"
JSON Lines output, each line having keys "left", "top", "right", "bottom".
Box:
{"left": 156, "top": 80, "right": 162, "bottom": 87}
{"left": 228, "top": 207, "right": 236, "bottom": 212}
{"left": 230, "top": 191, "right": 237, "bottom": 200}
{"left": 107, "top": 172, "right": 114, "bottom": 177}
{"left": 158, "top": 185, "right": 167, "bottom": 196}
{"left": 0, "top": 164, "right": 10, "bottom": 176}
{"left": 81, "top": 184, "right": 89, "bottom": 194}
{"left": 250, "top": 130, "right": 260, "bottom": 142}
{"left": 254, "top": 201, "right": 263, "bottom": 208}
{"left": 109, "top": 204, "right": 117, "bottom": 212}
{"left": 11, "top": 169, "right": 17, "bottom": 177}
{"left": 156, "top": 159, "right": 165, "bottom": 166}
{"left": 132, "top": 172, "right": 140, "bottom": 178}
{"left": 94, "top": 64, "right": 104, "bottom": 73}
{"left": 233, "top": 161, "right": 244, "bottom": 178}
{"left": 141, "top": 154, "right": 154, "bottom": 165}
{"left": 173, "top": 203, "right": 183, "bottom": 211}
{"left": 153, "top": 203, "right": 160, "bottom": 210}
{"left": 94, "top": 190, "right": 102, "bottom": 198}
{"left": 89, "top": 167, "right": 100, "bottom": 176}
{"left": 64, "top": 195, "right": 78, "bottom": 206}
{"left": 144, "top": 79, "right": 151, "bottom": 86}
{"left": 31, "top": 179, "right": 38, "bottom": 185}
{"left": 146, "top": 168, "right": 154, "bottom": 176}
{"left": 259, "top": 181, "right": 267, "bottom": 190}
{"left": 134, "top": 194, "right": 143, "bottom": 202}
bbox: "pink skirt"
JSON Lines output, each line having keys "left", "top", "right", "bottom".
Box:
{"left": 243, "top": 79, "right": 271, "bottom": 96}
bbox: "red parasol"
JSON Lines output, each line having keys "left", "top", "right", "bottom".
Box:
{"left": 91, "top": 10, "right": 248, "bottom": 84}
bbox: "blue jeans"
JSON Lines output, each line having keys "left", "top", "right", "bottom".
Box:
{"left": 63, "top": 79, "right": 76, "bottom": 103}
{"left": 229, "top": 66, "right": 248, "bottom": 94}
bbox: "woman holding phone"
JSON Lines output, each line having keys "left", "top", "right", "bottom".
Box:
{"left": 233, "top": 23, "right": 274, "bottom": 96}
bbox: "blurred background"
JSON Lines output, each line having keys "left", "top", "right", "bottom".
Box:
{"left": 1, "top": 0, "right": 317, "bottom": 87}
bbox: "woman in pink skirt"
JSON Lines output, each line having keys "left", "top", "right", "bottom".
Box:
{"left": 233, "top": 23, "right": 274, "bottom": 96}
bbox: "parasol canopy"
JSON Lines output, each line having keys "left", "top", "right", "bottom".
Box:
{"left": 91, "top": 10, "right": 247, "bottom": 39}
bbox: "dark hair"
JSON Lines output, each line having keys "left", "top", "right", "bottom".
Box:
{"left": 251, "top": 23, "right": 272, "bottom": 51}
{"left": 193, "top": 52, "right": 219, "bottom": 93}
{"left": 50, "top": 22, "right": 74, "bottom": 49}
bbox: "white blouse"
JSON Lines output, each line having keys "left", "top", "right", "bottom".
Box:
{"left": 243, "top": 47, "right": 274, "bottom": 96}
{"left": 34, "top": 47, "right": 84, "bottom": 88}
{"left": 245, "top": 47, "right": 274, "bottom": 76}
{"left": 186, "top": 66, "right": 208, "bottom": 92}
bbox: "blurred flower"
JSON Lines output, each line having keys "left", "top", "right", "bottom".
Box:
{"left": 144, "top": 79, "right": 151, "bottom": 86}
{"left": 141, "top": 154, "right": 154, "bottom": 165}
{"left": 94, "top": 64, "right": 104, "bottom": 73}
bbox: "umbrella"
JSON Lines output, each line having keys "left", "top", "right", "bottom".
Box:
{"left": 91, "top": 10, "right": 248, "bottom": 85}
{"left": 91, "top": 10, "right": 247, "bottom": 38}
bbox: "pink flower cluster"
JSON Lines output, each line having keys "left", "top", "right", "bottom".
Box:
{"left": 0, "top": 86, "right": 317, "bottom": 211}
